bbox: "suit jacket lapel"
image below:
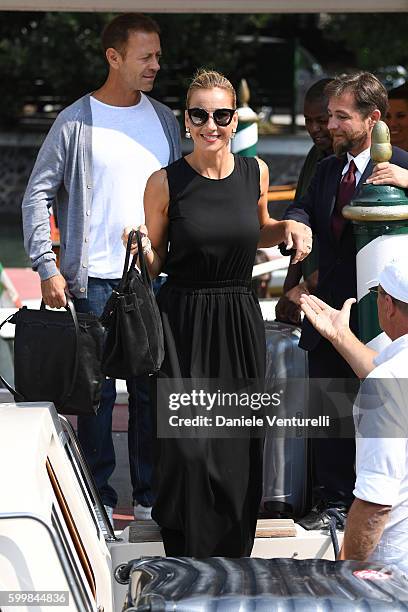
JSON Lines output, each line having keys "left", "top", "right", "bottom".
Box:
{"left": 326, "top": 155, "right": 347, "bottom": 244}
{"left": 328, "top": 156, "right": 346, "bottom": 218}
{"left": 355, "top": 159, "right": 373, "bottom": 196}
{"left": 328, "top": 155, "right": 351, "bottom": 246}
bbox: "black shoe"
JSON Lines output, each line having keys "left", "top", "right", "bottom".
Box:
{"left": 262, "top": 500, "right": 293, "bottom": 519}
{"left": 298, "top": 502, "right": 347, "bottom": 531}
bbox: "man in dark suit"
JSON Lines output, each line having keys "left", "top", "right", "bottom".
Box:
{"left": 284, "top": 71, "right": 408, "bottom": 529}
{"left": 275, "top": 78, "right": 333, "bottom": 325}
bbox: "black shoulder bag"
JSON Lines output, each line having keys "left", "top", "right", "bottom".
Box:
{"left": 0, "top": 297, "right": 104, "bottom": 415}
{"left": 100, "top": 230, "right": 164, "bottom": 379}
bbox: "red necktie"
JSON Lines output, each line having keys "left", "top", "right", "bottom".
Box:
{"left": 332, "top": 159, "right": 357, "bottom": 241}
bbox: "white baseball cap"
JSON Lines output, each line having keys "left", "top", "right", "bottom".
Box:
{"left": 379, "top": 260, "right": 408, "bottom": 304}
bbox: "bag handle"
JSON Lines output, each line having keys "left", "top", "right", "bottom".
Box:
{"left": 40, "top": 296, "right": 81, "bottom": 409}
{"left": 0, "top": 310, "right": 16, "bottom": 332}
{"left": 134, "top": 229, "right": 152, "bottom": 290}
{"left": 59, "top": 296, "right": 81, "bottom": 410}
{"left": 120, "top": 229, "right": 152, "bottom": 292}
{"left": 119, "top": 231, "right": 135, "bottom": 292}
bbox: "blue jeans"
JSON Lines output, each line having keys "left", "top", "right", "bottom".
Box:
{"left": 74, "top": 276, "right": 157, "bottom": 509}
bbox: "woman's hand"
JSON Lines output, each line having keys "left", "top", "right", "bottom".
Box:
{"left": 122, "top": 224, "right": 150, "bottom": 256}
{"left": 366, "top": 162, "right": 408, "bottom": 188}
{"left": 283, "top": 220, "right": 313, "bottom": 264}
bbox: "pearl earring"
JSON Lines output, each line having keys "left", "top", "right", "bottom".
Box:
{"left": 185, "top": 128, "right": 191, "bottom": 139}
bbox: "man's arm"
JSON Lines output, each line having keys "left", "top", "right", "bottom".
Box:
{"left": 300, "top": 294, "right": 377, "bottom": 378}
{"left": 339, "top": 498, "right": 391, "bottom": 560}
{"left": 275, "top": 262, "right": 304, "bottom": 323}
{"left": 276, "top": 265, "right": 318, "bottom": 324}
{"left": 22, "top": 112, "right": 69, "bottom": 307}
{"left": 305, "top": 269, "right": 318, "bottom": 291}
{"left": 283, "top": 162, "right": 320, "bottom": 228}
{"left": 340, "top": 425, "right": 407, "bottom": 561}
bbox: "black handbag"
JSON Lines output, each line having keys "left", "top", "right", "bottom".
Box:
{"left": 100, "top": 230, "right": 164, "bottom": 379}
{"left": 0, "top": 298, "right": 105, "bottom": 415}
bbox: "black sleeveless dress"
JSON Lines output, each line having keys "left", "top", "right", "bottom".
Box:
{"left": 152, "top": 154, "right": 266, "bottom": 557}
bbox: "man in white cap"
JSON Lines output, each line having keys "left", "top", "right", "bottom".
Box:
{"left": 300, "top": 259, "right": 408, "bottom": 571}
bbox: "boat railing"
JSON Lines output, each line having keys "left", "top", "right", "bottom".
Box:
{"left": 59, "top": 415, "right": 119, "bottom": 543}
{"left": 0, "top": 512, "right": 93, "bottom": 612}
{"left": 252, "top": 259, "right": 288, "bottom": 278}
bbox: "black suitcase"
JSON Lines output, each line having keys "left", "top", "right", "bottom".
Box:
{"left": 262, "top": 321, "right": 309, "bottom": 518}
{"left": 118, "top": 557, "right": 408, "bottom": 611}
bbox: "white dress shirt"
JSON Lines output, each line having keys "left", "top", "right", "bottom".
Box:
{"left": 342, "top": 147, "right": 371, "bottom": 186}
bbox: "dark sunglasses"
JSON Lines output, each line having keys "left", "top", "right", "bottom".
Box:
{"left": 187, "top": 107, "right": 236, "bottom": 127}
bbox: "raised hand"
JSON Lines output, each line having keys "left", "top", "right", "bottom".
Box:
{"left": 299, "top": 294, "right": 356, "bottom": 343}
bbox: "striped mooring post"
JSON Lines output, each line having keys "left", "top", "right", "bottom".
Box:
{"left": 231, "top": 79, "right": 258, "bottom": 157}
{"left": 343, "top": 120, "right": 408, "bottom": 351}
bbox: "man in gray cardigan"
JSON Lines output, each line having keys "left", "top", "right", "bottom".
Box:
{"left": 22, "top": 13, "right": 181, "bottom": 525}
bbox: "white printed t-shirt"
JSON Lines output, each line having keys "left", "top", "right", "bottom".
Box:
{"left": 89, "top": 94, "right": 170, "bottom": 278}
{"left": 353, "top": 334, "right": 408, "bottom": 572}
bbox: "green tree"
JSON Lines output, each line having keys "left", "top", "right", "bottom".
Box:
{"left": 0, "top": 12, "right": 274, "bottom": 125}
{"left": 140, "top": 14, "right": 273, "bottom": 104}
{"left": 0, "top": 12, "right": 112, "bottom": 125}
{"left": 323, "top": 13, "right": 408, "bottom": 71}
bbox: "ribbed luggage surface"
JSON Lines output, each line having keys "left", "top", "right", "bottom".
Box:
{"left": 121, "top": 557, "right": 408, "bottom": 611}
{"left": 262, "top": 321, "right": 309, "bottom": 518}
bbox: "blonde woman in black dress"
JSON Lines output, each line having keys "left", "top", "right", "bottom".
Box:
{"left": 123, "top": 69, "right": 312, "bottom": 558}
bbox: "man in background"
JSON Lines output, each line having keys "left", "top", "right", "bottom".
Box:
{"left": 275, "top": 78, "right": 333, "bottom": 324}
{"left": 22, "top": 13, "right": 181, "bottom": 525}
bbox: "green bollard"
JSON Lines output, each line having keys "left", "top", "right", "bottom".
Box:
{"left": 343, "top": 120, "right": 408, "bottom": 351}
{"left": 231, "top": 79, "right": 258, "bottom": 157}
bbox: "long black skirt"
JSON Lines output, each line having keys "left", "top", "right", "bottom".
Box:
{"left": 151, "top": 281, "right": 266, "bottom": 558}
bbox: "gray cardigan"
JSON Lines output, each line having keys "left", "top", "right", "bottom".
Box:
{"left": 22, "top": 93, "right": 182, "bottom": 297}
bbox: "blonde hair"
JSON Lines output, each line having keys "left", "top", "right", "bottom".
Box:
{"left": 186, "top": 69, "right": 236, "bottom": 108}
